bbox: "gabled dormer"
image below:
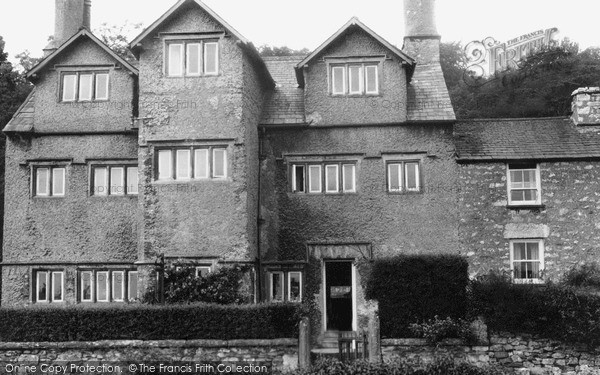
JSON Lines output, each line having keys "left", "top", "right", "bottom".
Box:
{"left": 127, "top": 0, "right": 272, "bottom": 141}
{"left": 295, "top": 17, "right": 415, "bottom": 126}
{"left": 5, "top": 29, "right": 138, "bottom": 135}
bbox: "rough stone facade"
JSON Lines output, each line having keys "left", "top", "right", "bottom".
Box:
{"left": 0, "top": 339, "right": 298, "bottom": 373}
{"left": 459, "top": 161, "right": 600, "bottom": 280}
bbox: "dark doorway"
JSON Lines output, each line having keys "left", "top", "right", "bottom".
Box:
{"left": 325, "top": 261, "right": 353, "bottom": 331}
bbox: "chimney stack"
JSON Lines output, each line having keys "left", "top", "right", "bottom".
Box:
{"left": 402, "top": 0, "right": 441, "bottom": 64}
{"left": 571, "top": 87, "right": 600, "bottom": 127}
{"left": 43, "top": 0, "right": 92, "bottom": 56}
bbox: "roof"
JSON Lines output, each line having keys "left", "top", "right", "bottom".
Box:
{"left": 4, "top": 89, "right": 35, "bottom": 133}
{"left": 406, "top": 62, "right": 455, "bottom": 122}
{"left": 27, "top": 29, "right": 138, "bottom": 79}
{"left": 260, "top": 56, "right": 306, "bottom": 126}
{"left": 129, "top": 0, "right": 248, "bottom": 49}
{"left": 295, "top": 17, "right": 415, "bottom": 87}
{"left": 454, "top": 117, "right": 600, "bottom": 161}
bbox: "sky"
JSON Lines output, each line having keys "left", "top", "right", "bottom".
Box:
{"left": 0, "top": 0, "right": 598, "bottom": 66}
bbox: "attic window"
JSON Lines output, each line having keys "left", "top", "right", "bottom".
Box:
{"left": 166, "top": 40, "right": 219, "bottom": 77}
{"left": 61, "top": 72, "right": 109, "bottom": 102}
{"left": 330, "top": 63, "right": 379, "bottom": 96}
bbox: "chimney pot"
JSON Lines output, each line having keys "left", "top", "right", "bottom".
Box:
{"left": 404, "top": 0, "right": 439, "bottom": 38}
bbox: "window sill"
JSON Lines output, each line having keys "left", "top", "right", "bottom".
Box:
{"left": 89, "top": 195, "right": 138, "bottom": 198}
{"left": 32, "top": 196, "right": 66, "bottom": 199}
{"left": 290, "top": 192, "right": 358, "bottom": 196}
{"left": 387, "top": 190, "right": 423, "bottom": 195}
{"left": 164, "top": 74, "right": 220, "bottom": 79}
{"left": 512, "top": 279, "right": 545, "bottom": 285}
{"left": 506, "top": 204, "right": 545, "bottom": 210}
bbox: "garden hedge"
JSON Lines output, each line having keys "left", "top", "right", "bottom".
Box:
{"left": 470, "top": 273, "right": 600, "bottom": 347}
{"left": 365, "top": 255, "right": 469, "bottom": 338}
{"left": 0, "top": 303, "right": 300, "bottom": 342}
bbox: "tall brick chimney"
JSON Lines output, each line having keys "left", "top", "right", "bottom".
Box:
{"left": 43, "top": 0, "right": 92, "bottom": 56}
{"left": 402, "top": 0, "right": 441, "bottom": 64}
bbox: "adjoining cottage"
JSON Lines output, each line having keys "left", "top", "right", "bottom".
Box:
{"left": 3, "top": 0, "right": 600, "bottom": 351}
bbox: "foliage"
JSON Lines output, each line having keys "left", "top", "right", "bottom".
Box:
{"left": 278, "top": 358, "right": 504, "bottom": 375}
{"left": 258, "top": 45, "right": 310, "bottom": 57}
{"left": 562, "top": 262, "right": 600, "bottom": 289}
{"left": 14, "top": 50, "right": 43, "bottom": 72}
{"left": 0, "top": 303, "right": 300, "bottom": 342}
{"left": 440, "top": 39, "right": 600, "bottom": 119}
{"left": 143, "top": 264, "right": 253, "bottom": 304}
{"left": 409, "top": 316, "right": 476, "bottom": 345}
{"left": 94, "top": 22, "right": 143, "bottom": 63}
{"left": 0, "top": 36, "right": 33, "bottom": 128}
{"left": 365, "top": 255, "right": 469, "bottom": 338}
{"left": 470, "top": 270, "right": 600, "bottom": 347}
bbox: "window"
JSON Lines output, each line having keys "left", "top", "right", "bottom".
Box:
{"left": 80, "top": 270, "right": 138, "bottom": 303}
{"left": 195, "top": 266, "right": 212, "bottom": 278}
{"left": 288, "top": 272, "right": 302, "bottom": 302}
{"left": 268, "top": 271, "right": 302, "bottom": 303}
{"left": 387, "top": 161, "right": 420, "bottom": 192}
{"left": 91, "top": 165, "right": 138, "bottom": 196}
{"left": 61, "top": 72, "right": 109, "bottom": 102}
{"left": 166, "top": 40, "right": 219, "bottom": 77}
{"left": 156, "top": 147, "right": 228, "bottom": 181}
{"left": 35, "top": 271, "right": 64, "bottom": 303}
{"left": 330, "top": 63, "right": 379, "bottom": 96}
{"left": 507, "top": 164, "right": 541, "bottom": 205}
{"left": 510, "top": 240, "right": 544, "bottom": 283}
{"left": 270, "top": 272, "right": 284, "bottom": 302}
{"left": 34, "top": 166, "right": 66, "bottom": 197}
{"left": 292, "top": 162, "right": 357, "bottom": 194}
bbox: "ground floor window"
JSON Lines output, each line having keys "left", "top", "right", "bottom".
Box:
{"left": 268, "top": 271, "right": 302, "bottom": 302}
{"left": 79, "top": 269, "right": 138, "bottom": 303}
{"left": 510, "top": 239, "right": 544, "bottom": 283}
{"left": 34, "top": 270, "right": 64, "bottom": 303}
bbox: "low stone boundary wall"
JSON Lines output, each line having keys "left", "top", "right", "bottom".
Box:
{"left": 0, "top": 339, "right": 298, "bottom": 373}
{"left": 382, "top": 334, "right": 600, "bottom": 374}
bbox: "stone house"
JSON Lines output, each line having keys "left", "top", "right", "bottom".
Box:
{"left": 2, "top": 0, "right": 600, "bottom": 350}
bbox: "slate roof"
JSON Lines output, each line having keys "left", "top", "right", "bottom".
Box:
{"left": 260, "top": 56, "right": 306, "bottom": 126}
{"left": 3, "top": 89, "right": 35, "bottom": 133}
{"left": 406, "top": 63, "right": 455, "bottom": 122}
{"left": 454, "top": 117, "right": 600, "bottom": 161}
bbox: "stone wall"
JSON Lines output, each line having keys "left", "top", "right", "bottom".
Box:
{"left": 382, "top": 334, "right": 600, "bottom": 374}
{"left": 0, "top": 339, "right": 298, "bottom": 373}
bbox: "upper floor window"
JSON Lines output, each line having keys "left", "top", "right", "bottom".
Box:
{"left": 91, "top": 164, "right": 138, "bottom": 196}
{"left": 35, "top": 270, "right": 64, "bottom": 303}
{"left": 510, "top": 240, "right": 544, "bottom": 284}
{"left": 157, "top": 147, "right": 227, "bottom": 181}
{"left": 507, "top": 163, "right": 541, "bottom": 206}
{"left": 166, "top": 40, "right": 219, "bottom": 77}
{"left": 331, "top": 63, "right": 379, "bottom": 96}
{"left": 61, "top": 71, "right": 109, "bottom": 102}
{"left": 387, "top": 161, "right": 420, "bottom": 193}
{"left": 291, "top": 162, "right": 356, "bottom": 194}
{"left": 33, "top": 166, "right": 66, "bottom": 197}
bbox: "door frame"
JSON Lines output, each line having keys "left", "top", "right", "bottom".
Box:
{"left": 322, "top": 259, "right": 357, "bottom": 332}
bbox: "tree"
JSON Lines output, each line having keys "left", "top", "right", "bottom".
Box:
{"left": 439, "top": 39, "right": 600, "bottom": 119}
{"left": 94, "top": 21, "right": 143, "bottom": 63}
{"left": 258, "top": 45, "right": 310, "bottom": 57}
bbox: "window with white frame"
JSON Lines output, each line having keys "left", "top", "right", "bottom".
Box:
{"left": 35, "top": 270, "right": 64, "bottom": 303}
{"left": 61, "top": 71, "right": 109, "bottom": 102}
{"left": 80, "top": 270, "right": 138, "bottom": 303}
{"left": 33, "top": 166, "right": 66, "bottom": 197}
{"left": 268, "top": 271, "right": 302, "bottom": 303}
{"left": 91, "top": 165, "right": 138, "bottom": 196}
{"left": 166, "top": 40, "right": 219, "bottom": 77}
{"left": 330, "top": 63, "right": 379, "bottom": 96}
{"left": 291, "top": 162, "right": 356, "bottom": 194}
{"left": 510, "top": 240, "right": 544, "bottom": 283}
{"left": 387, "top": 161, "right": 420, "bottom": 192}
{"left": 195, "top": 266, "right": 212, "bottom": 278}
{"left": 157, "top": 147, "right": 227, "bottom": 181}
{"left": 507, "top": 163, "right": 541, "bottom": 205}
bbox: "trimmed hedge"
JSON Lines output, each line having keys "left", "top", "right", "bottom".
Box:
{"left": 0, "top": 303, "right": 300, "bottom": 342}
{"left": 470, "top": 272, "right": 600, "bottom": 346}
{"left": 365, "top": 255, "right": 469, "bottom": 338}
